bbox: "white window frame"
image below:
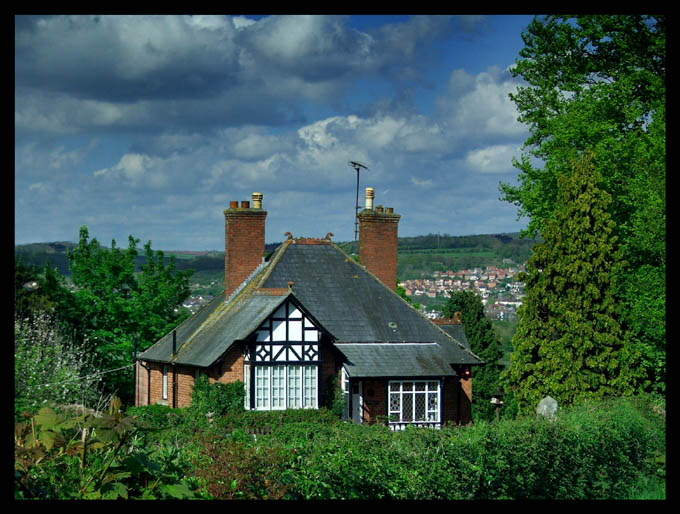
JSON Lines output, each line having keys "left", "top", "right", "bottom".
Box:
{"left": 388, "top": 380, "right": 441, "bottom": 426}
{"left": 253, "top": 364, "right": 318, "bottom": 411}
{"left": 341, "top": 367, "right": 350, "bottom": 420}
{"left": 162, "top": 365, "right": 168, "bottom": 400}
{"left": 243, "top": 364, "right": 251, "bottom": 410}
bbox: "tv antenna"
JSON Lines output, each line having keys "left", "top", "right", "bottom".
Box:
{"left": 348, "top": 160, "right": 369, "bottom": 240}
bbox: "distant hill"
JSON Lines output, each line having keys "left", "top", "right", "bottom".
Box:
{"left": 15, "top": 233, "right": 537, "bottom": 279}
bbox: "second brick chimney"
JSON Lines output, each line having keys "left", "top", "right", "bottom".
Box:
{"left": 224, "top": 192, "right": 267, "bottom": 298}
{"left": 358, "top": 187, "right": 401, "bottom": 291}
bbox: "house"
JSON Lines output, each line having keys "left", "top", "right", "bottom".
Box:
{"left": 135, "top": 189, "right": 483, "bottom": 429}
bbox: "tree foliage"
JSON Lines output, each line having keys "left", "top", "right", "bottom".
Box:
{"left": 503, "top": 154, "right": 643, "bottom": 413}
{"left": 63, "top": 226, "right": 193, "bottom": 401}
{"left": 500, "top": 15, "right": 665, "bottom": 394}
{"left": 442, "top": 290, "right": 504, "bottom": 422}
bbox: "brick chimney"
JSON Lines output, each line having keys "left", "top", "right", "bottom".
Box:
{"left": 358, "top": 187, "right": 400, "bottom": 291}
{"left": 224, "top": 192, "right": 267, "bottom": 298}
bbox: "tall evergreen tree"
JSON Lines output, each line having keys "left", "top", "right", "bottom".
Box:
{"left": 500, "top": 15, "right": 665, "bottom": 394}
{"left": 442, "top": 290, "right": 503, "bottom": 422}
{"left": 503, "top": 153, "right": 643, "bottom": 414}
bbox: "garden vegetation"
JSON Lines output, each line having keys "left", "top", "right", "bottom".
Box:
{"left": 15, "top": 386, "right": 665, "bottom": 500}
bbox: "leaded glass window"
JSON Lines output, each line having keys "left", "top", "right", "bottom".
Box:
{"left": 388, "top": 380, "right": 440, "bottom": 424}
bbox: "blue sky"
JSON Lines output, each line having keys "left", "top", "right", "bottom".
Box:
{"left": 15, "top": 14, "right": 536, "bottom": 250}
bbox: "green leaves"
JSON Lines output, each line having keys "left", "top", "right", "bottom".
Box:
{"left": 501, "top": 15, "right": 665, "bottom": 396}
{"left": 504, "top": 154, "right": 640, "bottom": 412}
{"left": 63, "top": 226, "right": 193, "bottom": 400}
{"left": 442, "top": 291, "right": 504, "bottom": 422}
{"left": 14, "top": 398, "right": 201, "bottom": 500}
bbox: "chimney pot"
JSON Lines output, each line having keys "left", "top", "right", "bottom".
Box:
{"left": 386, "top": 207, "right": 393, "bottom": 214}
{"left": 376, "top": 205, "right": 384, "bottom": 213}
{"left": 252, "top": 192, "right": 263, "bottom": 209}
{"left": 229, "top": 201, "right": 239, "bottom": 208}
{"left": 365, "top": 187, "right": 375, "bottom": 210}
{"left": 241, "top": 200, "right": 250, "bottom": 208}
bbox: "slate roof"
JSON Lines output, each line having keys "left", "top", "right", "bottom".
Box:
{"left": 336, "top": 343, "right": 456, "bottom": 378}
{"left": 139, "top": 238, "right": 483, "bottom": 373}
{"left": 140, "top": 287, "right": 291, "bottom": 367}
{"left": 436, "top": 324, "right": 471, "bottom": 352}
{"left": 262, "top": 241, "right": 481, "bottom": 366}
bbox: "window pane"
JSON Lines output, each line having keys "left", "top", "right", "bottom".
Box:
{"left": 389, "top": 382, "right": 400, "bottom": 392}
{"left": 428, "top": 392, "right": 439, "bottom": 422}
{"left": 272, "top": 366, "right": 285, "bottom": 409}
{"left": 415, "top": 392, "right": 426, "bottom": 421}
{"left": 415, "top": 382, "right": 425, "bottom": 392}
{"left": 162, "top": 366, "right": 168, "bottom": 400}
{"left": 403, "top": 393, "right": 413, "bottom": 421}
{"left": 303, "top": 365, "right": 317, "bottom": 408}
{"left": 428, "top": 381, "right": 438, "bottom": 391}
{"left": 288, "top": 366, "right": 301, "bottom": 408}
{"left": 255, "top": 367, "right": 269, "bottom": 409}
{"left": 389, "top": 392, "right": 400, "bottom": 413}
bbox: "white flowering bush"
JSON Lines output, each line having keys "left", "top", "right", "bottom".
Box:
{"left": 14, "top": 311, "right": 103, "bottom": 417}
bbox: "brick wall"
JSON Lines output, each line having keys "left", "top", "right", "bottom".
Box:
{"left": 224, "top": 202, "right": 267, "bottom": 298}
{"left": 209, "top": 345, "right": 244, "bottom": 385}
{"left": 362, "top": 379, "right": 387, "bottom": 423}
{"left": 143, "top": 361, "right": 199, "bottom": 408}
{"left": 358, "top": 208, "right": 401, "bottom": 291}
{"left": 135, "top": 360, "right": 148, "bottom": 406}
{"left": 442, "top": 376, "right": 472, "bottom": 426}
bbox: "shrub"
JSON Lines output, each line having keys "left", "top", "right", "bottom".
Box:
{"left": 15, "top": 398, "right": 203, "bottom": 499}
{"left": 191, "top": 435, "right": 291, "bottom": 499}
{"left": 14, "top": 311, "right": 104, "bottom": 420}
{"left": 189, "top": 376, "right": 245, "bottom": 420}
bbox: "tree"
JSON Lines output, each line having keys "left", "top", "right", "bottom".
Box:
{"left": 442, "top": 290, "right": 504, "bottom": 422}
{"left": 503, "top": 153, "right": 643, "bottom": 414}
{"left": 64, "top": 226, "right": 193, "bottom": 401}
{"left": 500, "top": 15, "right": 665, "bottom": 394}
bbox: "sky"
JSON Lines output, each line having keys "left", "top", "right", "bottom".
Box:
{"left": 15, "top": 14, "right": 537, "bottom": 250}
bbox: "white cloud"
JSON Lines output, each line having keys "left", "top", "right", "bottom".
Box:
{"left": 439, "top": 65, "right": 525, "bottom": 141}
{"left": 465, "top": 144, "right": 519, "bottom": 173}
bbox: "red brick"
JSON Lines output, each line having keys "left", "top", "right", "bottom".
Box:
{"left": 358, "top": 210, "right": 400, "bottom": 291}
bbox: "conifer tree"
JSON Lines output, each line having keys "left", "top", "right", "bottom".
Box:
{"left": 442, "top": 290, "right": 503, "bottom": 422}
{"left": 503, "top": 153, "right": 642, "bottom": 414}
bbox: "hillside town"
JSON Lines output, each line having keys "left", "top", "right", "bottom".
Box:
{"left": 399, "top": 262, "right": 526, "bottom": 321}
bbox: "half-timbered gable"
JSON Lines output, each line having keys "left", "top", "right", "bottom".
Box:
{"left": 136, "top": 190, "right": 483, "bottom": 427}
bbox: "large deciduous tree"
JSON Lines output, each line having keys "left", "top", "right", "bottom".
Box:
{"left": 501, "top": 15, "right": 665, "bottom": 394}
{"left": 65, "top": 226, "right": 193, "bottom": 401}
{"left": 442, "top": 290, "right": 504, "bottom": 422}
{"left": 503, "top": 153, "right": 643, "bottom": 413}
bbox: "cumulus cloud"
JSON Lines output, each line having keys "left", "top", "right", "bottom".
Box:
{"left": 438, "top": 65, "right": 525, "bottom": 143}
{"left": 465, "top": 144, "right": 519, "bottom": 173}
{"left": 15, "top": 15, "right": 531, "bottom": 248}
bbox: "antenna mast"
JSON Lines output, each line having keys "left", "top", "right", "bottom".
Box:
{"left": 348, "top": 160, "right": 369, "bottom": 241}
